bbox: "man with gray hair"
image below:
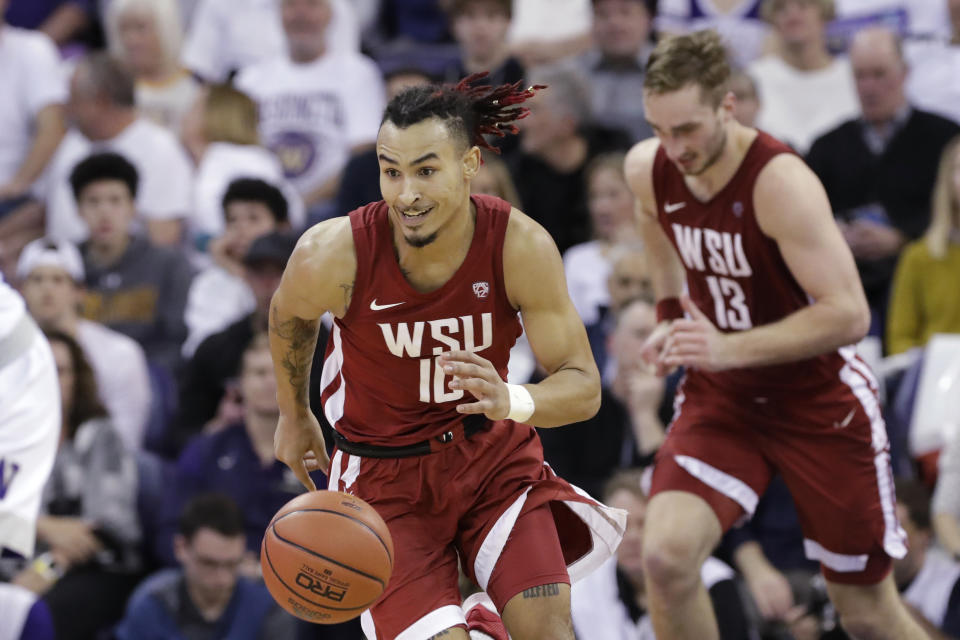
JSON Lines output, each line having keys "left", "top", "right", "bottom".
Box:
{"left": 43, "top": 52, "right": 194, "bottom": 247}
{"left": 511, "top": 64, "right": 632, "bottom": 254}
{"left": 806, "top": 25, "right": 960, "bottom": 333}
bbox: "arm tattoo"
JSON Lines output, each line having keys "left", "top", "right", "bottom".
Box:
{"left": 522, "top": 584, "right": 561, "bottom": 599}
{"left": 427, "top": 632, "right": 452, "bottom": 639}
{"left": 270, "top": 306, "right": 319, "bottom": 406}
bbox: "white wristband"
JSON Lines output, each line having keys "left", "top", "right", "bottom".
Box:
{"left": 505, "top": 383, "right": 535, "bottom": 423}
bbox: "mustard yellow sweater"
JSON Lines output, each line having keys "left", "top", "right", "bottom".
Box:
{"left": 886, "top": 240, "right": 960, "bottom": 354}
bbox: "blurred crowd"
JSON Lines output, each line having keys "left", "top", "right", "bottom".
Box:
{"left": 1, "top": 0, "right": 959, "bottom": 638}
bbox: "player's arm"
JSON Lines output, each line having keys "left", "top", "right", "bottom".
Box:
{"left": 623, "top": 139, "right": 687, "bottom": 372}
{"left": 665, "top": 154, "right": 870, "bottom": 371}
{"left": 269, "top": 217, "right": 356, "bottom": 486}
{"left": 439, "top": 210, "right": 601, "bottom": 427}
{"left": 503, "top": 210, "right": 601, "bottom": 427}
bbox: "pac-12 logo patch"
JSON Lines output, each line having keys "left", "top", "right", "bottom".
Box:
{"left": 472, "top": 281, "right": 490, "bottom": 298}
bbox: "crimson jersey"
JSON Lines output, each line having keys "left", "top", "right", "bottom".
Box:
{"left": 320, "top": 194, "right": 522, "bottom": 446}
{"left": 652, "top": 131, "right": 852, "bottom": 396}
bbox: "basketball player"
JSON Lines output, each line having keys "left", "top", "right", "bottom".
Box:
{"left": 0, "top": 275, "right": 60, "bottom": 566}
{"left": 270, "top": 75, "right": 626, "bottom": 640}
{"left": 624, "top": 31, "right": 928, "bottom": 639}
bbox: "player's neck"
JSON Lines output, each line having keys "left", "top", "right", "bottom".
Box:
{"left": 683, "top": 123, "right": 757, "bottom": 202}
{"left": 392, "top": 199, "right": 476, "bottom": 290}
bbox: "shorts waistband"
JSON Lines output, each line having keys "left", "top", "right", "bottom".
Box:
{"left": 331, "top": 414, "right": 489, "bottom": 458}
{"left": 0, "top": 313, "right": 39, "bottom": 370}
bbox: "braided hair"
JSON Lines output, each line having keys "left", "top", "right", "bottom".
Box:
{"left": 381, "top": 72, "right": 546, "bottom": 153}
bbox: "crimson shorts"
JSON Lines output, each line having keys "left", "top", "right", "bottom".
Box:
{"left": 326, "top": 420, "right": 625, "bottom": 640}
{"left": 649, "top": 368, "right": 906, "bottom": 585}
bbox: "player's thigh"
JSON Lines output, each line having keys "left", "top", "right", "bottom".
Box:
{"left": 643, "top": 490, "right": 724, "bottom": 567}
{"left": 769, "top": 399, "right": 903, "bottom": 584}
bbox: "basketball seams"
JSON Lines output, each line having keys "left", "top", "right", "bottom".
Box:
{"left": 273, "top": 507, "right": 394, "bottom": 567}
{"left": 262, "top": 531, "right": 382, "bottom": 612}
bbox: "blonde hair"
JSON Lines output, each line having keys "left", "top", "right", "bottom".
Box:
{"left": 473, "top": 153, "right": 522, "bottom": 209}
{"left": 644, "top": 30, "right": 731, "bottom": 107}
{"left": 203, "top": 85, "right": 260, "bottom": 146}
{"left": 106, "top": 0, "right": 184, "bottom": 73}
{"left": 925, "top": 136, "right": 960, "bottom": 259}
{"left": 760, "top": 0, "right": 835, "bottom": 23}
{"left": 585, "top": 152, "right": 627, "bottom": 188}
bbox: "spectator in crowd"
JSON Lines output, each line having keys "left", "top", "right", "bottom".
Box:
{"left": 181, "top": 0, "right": 359, "bottom": 83}
{"left": 72, "top": 152, "right": 194, "bottom": 373}
{"left": 443, "top": 0, "right": 524, "bottom": 87}
{"left": 511, "top": 63, "right": 633, "bottom": 255}
{"left": 576, "top": 0, "right": 655, "bottom": 143}
{"left": 16, "top": 238, "right": 151, "bottom": 451}
{"left": 471, "top": 151, "right": 522, "bottom": 207}
{"left": 115, "top": 493, "right": 295, "bottom": 640}
{"left": 904, "top": 0, "right": 960, "bottom": 125}
{"left": 730, "top": 68, "right": 762, "bottom": 127}
{"left": 157, "top": 335, "right": 324, "bottom": 567}
{"left": 749, "top": 0, "right": 859, "bottom": 153}
{"left": 105, "top": 0, "right": 202, "bottom": 136}
{"left": 13, "top": 330, "right": 142, "bottom": 640}
{"left": 0, "top": 3, "right": 68, "bottom": 277}
{"left": 539, "top": 299, "right": 668, "bottom": 499}
{"left": 507, "top": 0, "right": 594, "bottom": 67}
{"left": 564, "top": 152, "right": 639, "bottom": 327}
{"left": 834, "top": 0, "right": 952, "bottom": 41}
{"left": 656, "top": 0, "right": 772, "bottom": 68}
{"left": 806, "top": 26, "right": 960, "bottom": 335}
{"left": 181, "top": 84, "right": 304, "bottom": 247}
{"left": 886, "top": 136, "right": 960, "bottom": 355}
{"left": 171, "top": 231, "right": 330, "bottom": 453}
{"left": 893, "top": 478, "right": 960, "bottom": 638}
{"left": 571, "top": 470, "right": 754, "bottom": 640}
{"left": 44, "top": 52, "right": 194, "bottom": 246}
{"left": 585, "top": 242, "right": 653, "bottom": 376}
{"left": 2, "top": 0, "right": 94, "bottom": 49}
{"left": 183, "top": 179, "right": 290, "bottom": 357}
{"left": 235, "top": 0, "right": 385, "bottom": 223}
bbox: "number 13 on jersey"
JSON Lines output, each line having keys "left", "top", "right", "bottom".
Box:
{"left": 705, "top": 275, "right": 753, "bottom": 330}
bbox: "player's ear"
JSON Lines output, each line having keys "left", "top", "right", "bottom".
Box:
{"left": 719, "top": 90, "right": 736, "bottom": 120}
{"left": 462, "top": 145, "right": 481, "bottom": 180}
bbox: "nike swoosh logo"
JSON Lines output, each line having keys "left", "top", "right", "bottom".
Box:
{"left": 370, "top": 299, "right": 405, "bottom": 311}
{"left": 833, "top": 408, "right": 856, "bottom": 429}
{"left": 665, "top": 201, "right": 686, "bottom": 213}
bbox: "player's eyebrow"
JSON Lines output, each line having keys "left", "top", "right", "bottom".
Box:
{"left": 378, "top": 152, "right": 440, "bottom": 166}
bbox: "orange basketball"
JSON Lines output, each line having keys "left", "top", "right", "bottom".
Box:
{"left": 260, "top": 490, "right": 394, "bottom": 624}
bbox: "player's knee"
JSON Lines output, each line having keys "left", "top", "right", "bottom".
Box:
{"left": 641, "top": 533, "right": 703, "bottom": 596}
{"left": 838, "top": 613, "right": 889, "bottom": 640}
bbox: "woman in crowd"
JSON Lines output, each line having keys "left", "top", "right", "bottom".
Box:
{"left": 13, "top": 331, "right": 142, "bottom": 640}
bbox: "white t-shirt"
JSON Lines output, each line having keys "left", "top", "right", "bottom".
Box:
{"left": 905, "top": 40, "right": 960, "bottom": 126}
{"left": 902, "top": 548, "right": 960, "bottom": 630}
{"left": 0, "top": 26, "right": 68, "bottom": 187}
{"left": 235, "top": 51, "right": 385, "bottom": 198}
{"left": 181, "top": 265, "right": 255, "bottom": 358}
{"left": 192, "top": 142, "right": 305, "bottom": 238}
{"left": 44, "top": 118, "right": 195, "bottom": 243}
{"left": 749, "top": 55, "right": 861, "bottom": 154}
{"left": 564, "top": 240, "right": 612, "bottom": 326}
{"left": 508, "top": 0, "right": 592, "bottom": 43}
{"left": 136, "top": 71, "right": 203, "bottom": 136}
{"left": 571, "top": 556, "right": 735, "bottom": 640}
{"left": 76, "top": 319, "right": 150, "bottom": 452}
{"left": 655, "top": 0, "right": 771, "bottom": 68}
{"left": 181, "top": 0, "right": 359, "bottom": 83}
{"left": 0, "top": 276, "right": 25, "bottom": 337}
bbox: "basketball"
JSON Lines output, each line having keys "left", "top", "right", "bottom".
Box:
{"left": 260, "top": 491, "right": 394, "bottom": 624}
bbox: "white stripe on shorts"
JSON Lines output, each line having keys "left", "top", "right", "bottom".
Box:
{"left": 804, "top": 539, "right": 868, "bottom": 573}
{"left": 674, "top": 454, "right": 760, "bottom": 516}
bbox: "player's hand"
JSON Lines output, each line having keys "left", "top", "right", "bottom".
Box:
{"left": 744, "top": 562, "right": 795, "bottom": 621}
{"left": 439, "top": 350, "right": 510, "bottom": 420}
{"left": 640, "top": 321, "right": 675, "bottom": 377}
{"left": 661, "top": 294, "right": 733, "bottom": 371}
{"left": 274, "top": 413, "right": 329, "bottom": 491}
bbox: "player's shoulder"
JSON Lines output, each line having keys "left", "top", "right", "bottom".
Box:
{"left": 624, "top": 137, "right": 661, "bottom": 177}
{"left": 504, "top": 207, "right": 559, "bottom": 259}
{"left": 296, "top": 215, "right": 356, "bottom": 269}
{"left": 754, "top": 151, "right": 817, "bottom": 197}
